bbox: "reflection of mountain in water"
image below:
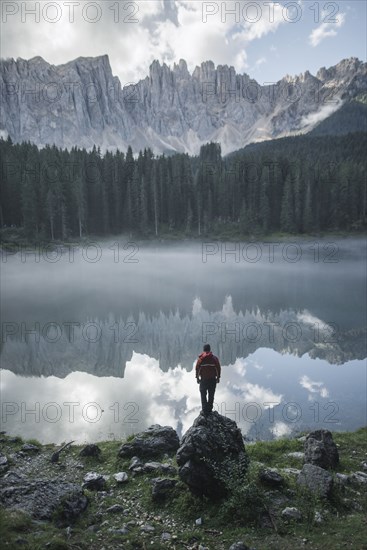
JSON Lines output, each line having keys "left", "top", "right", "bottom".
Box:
{"left": 2, "top": 296, "right": 366, "bottom": 378}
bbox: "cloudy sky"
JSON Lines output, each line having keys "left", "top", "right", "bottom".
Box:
{"left": 1, "top": 1, "right": 366, "bottom": 85}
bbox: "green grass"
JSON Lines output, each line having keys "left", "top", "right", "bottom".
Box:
{"left": 0, "top": 428, "right": 366, "bottom": 549}
{"left": 25, "top": 438, "right": 42, "bottom": 448}
{"left": 246, "top": 436, "right": 302, "bottom": 467}
{"left": 333, "top": 427, "right": 367, "bottom": 472}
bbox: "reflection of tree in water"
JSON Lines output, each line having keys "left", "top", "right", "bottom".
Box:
{"left": 1, "top": 296, "right": 366, "bottom": 378}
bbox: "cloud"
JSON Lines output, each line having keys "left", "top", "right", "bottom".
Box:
{"left": 1, "top": 0, "right": 288, "bottom": 84}
{"left": 0, "top": 346, "right": 284, "bottom": 443}
{"left": 300, "top": 99, "right": 343, "bottom": 128}
{"left": 300, "top": 375, "right": 329, "bottom": 399}
{"left": 270, "top": 421, "right": 292, "bottom": 438}
{"left": 309, "top": 12, "right": 346, "bottom": 47}
{"left": 256, "top": 57, "right": 267, "bottom": 67}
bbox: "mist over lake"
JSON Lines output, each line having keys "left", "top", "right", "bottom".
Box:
{"left": 1, "top": 237, "right": 366, "bottom": 444}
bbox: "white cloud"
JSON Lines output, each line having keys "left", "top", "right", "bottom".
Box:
{"left": 256, "top": 56, "right": 267, "bottom": 67}
{"left": 1, "top": 348, "right": 284, "bottom": 443}
{"left": 1, "top": 0, "right": 288, "bottom": 84}
{"left": 232, "top": 358, "right": 247, "bottom": 376}
{"left": 270, "top": 421, "right": 292, "bottom": 438}
{"left": 309, "top": 12, "right": 346, "bottom": 47}
{"left": 300, "top": 375, "right": 329, "bottom": 399}
{"left": 300, "top": 99, "right": 343, "bottom": 128}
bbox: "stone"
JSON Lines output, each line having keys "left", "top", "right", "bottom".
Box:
{"left": 142, "top": 461, "right": 177, "bottom": 475}
{"left": 297, "top": 464, "right": 333, "bottom": 498}
{"left": 20, "top": 443, "right": 40, "bottom": 453}
{"left": 0, "top": 453, "right": 8, "bottom": 466}
{"left": 0, "top": 478, "right": 88, "bottom": 523}
{"left": 0, "top": 452, "right": 8, "bottom": 473}
{"left": 113, "top": 472, "right": 128, "bottom": 483}
{"left": 228, "top": 543, "right": 250, "bottom": 550}
{"left": 281, "top": 507, "right": 302, "bottom": 520}
{"left": 151, "top": 478, "right": 177, "bottom": 502}
{"left": 108, "top": 527, "right": 129, "bottom": 535}
{"left": 259, "top": 469, "right": 284, "bottom": 487}
{"left": 140, "top": 524, "right": 155, "bottom": 532}
{"left": 314, "top": 511, "right": 323, "bottom": 524}
{"left": 161, "top": 532, "right": 171, "bottom": 541}
{"left": 349, "top": 471, "right": 367, "bottom": 485}
{"left": 126, "top": 520, "right": 136, "bottom": 527}
{"left": 143, "top": 461, "right": 162, "bottom": 472}
{"left": 176, "top": 412, "right": 248, "bottom": 499}
{"left": 83, "top": 472, "right": 107, "bottom": 491}
{"left": 79, "top": 444, "right": 101, "bottom": 458}
{"left": 160, "top": 463, "right": 178, "bottom": 476}
{"left": 304, "top": 429, "right": 339, "bottom": 469}
{"left": 129, "top": 456, "right": 143, "bottom": 471}
{"left": 336, "top": 473, "right": 350, "bottom": 485}
{"left": 106, "top": 504, "right": 124, "bottom": 513}
{"left": 118, "top": 425, "right": 180, "bottom": 458}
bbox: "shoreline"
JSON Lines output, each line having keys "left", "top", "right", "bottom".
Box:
{"left": 1, "top": 229, "right": 367, "bottom": 253}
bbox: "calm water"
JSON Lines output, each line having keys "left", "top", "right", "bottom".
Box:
{"left": 1, "top": 238, "right": 366, "bottom": 443}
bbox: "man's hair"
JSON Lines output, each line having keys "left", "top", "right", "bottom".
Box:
{"left": 203, "top": 344, "right": 211, "bottom": 352}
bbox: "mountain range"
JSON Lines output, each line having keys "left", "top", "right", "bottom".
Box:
{"left": 0, "top": 55, "right": 366, "bottom": 155}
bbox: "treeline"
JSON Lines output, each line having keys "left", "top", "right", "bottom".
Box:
{"left": 0, "top": 132, "right": 366, "bottom": 240}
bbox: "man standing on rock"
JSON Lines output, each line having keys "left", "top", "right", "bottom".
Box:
{"left": 196, "top": 344, "right": 221, "bottom": 415}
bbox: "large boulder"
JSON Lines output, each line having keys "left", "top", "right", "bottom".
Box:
{"left": 304, "top": 429, "right": 339, "bottom": 469}
{"left": 0, "top": 476, "right": 88, "bottom": 523}
{"left": 297, "top": 464, "right": 333, "bottom": 499}
{"left": 176, "top": 412, "right": 248, "bottom": 499}
{"left": 118, "top": 425, "right": 179, "bottom": 458}
{"left": 151, "top": 477, "right": 177, "bottom": 502}
{"left": 259, "top": 468, "right": 284, "bottom": 487}
{"left": 79, "top": 444, "right": 101, "bottom": 458}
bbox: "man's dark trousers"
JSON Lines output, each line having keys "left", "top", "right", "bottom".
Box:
{"left": 200, "top": 378, "right": 217, "bottom": 414}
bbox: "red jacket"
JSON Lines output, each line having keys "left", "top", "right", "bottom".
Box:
{"left": 196, "top": 351, "right": 221, "bottom": 381}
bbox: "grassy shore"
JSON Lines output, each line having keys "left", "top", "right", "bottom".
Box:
{"left": 1, "top": 427, "right": 366, "bottom": 550}
{"left": 1, "top": 226, "right": 366, "bottom": 253}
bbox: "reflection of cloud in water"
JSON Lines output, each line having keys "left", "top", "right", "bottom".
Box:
{"left": 300, "top": 375, "right": 329, "bottom": 400}
{"left": 222, "top": 359, "right": 283, "bottom": 413}
{"left": 1, "top": 352, "right": 283, "bottom": 444}
{"left": 297, "top": 311, "right": 331, "bottom": 330}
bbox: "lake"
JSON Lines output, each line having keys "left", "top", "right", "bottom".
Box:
{"left": 1, "top": 237, "right": 366, "bottom": 444}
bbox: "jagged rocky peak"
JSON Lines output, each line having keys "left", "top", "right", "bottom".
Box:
{"left": 317, "top": 57, "right": 365, "bottom": 81}
{"left": 192, "top": 60, "right": 216, "bottom": 80}
{"left": 0, "top": 55, "right": 366, "bottom": 155}
{"left": 59, "top": 54, "right": 113, "bottom": 76}
{"left": 173, "top": 58, "right": 189, "bottom": 76}
{"left": 27, "top": 55, "right": 48, "bottom": 65}
{"left": 335, "top": 56, "right": 364, "bottom": 74}
{"left": 149, "top": 59, "right": 173, "bottom": 81}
